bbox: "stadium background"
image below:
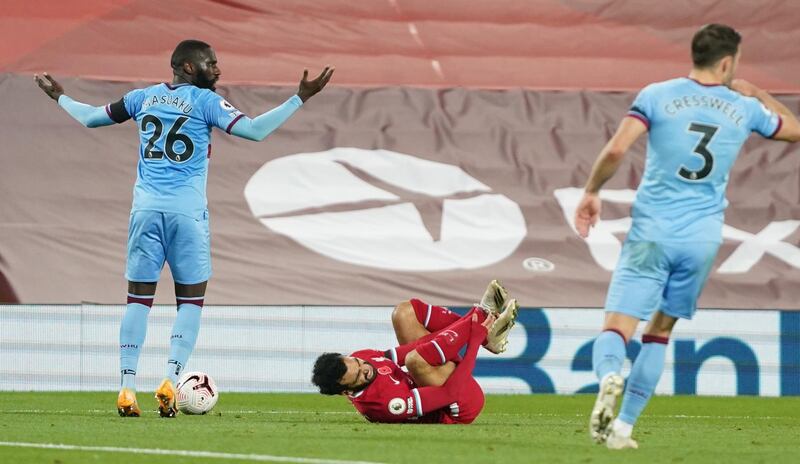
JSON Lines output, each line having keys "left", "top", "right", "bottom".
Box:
{"left": 1, "top": 0, "right": 798, "bottom": 398}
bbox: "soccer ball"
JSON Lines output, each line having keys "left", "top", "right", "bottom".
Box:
{"left": 176, "top": 371, "right": 219, "bottom": 415}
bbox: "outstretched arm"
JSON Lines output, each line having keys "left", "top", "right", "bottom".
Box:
{"left": 574, "top": 117, "right": 647, "bottom": 238}
{"left": 228, "top": 96, "right": 303, "bottom": 141}
{"left": 34, "top": 73, "right": 115, "bottom": 128}
{"left": 732, "top": 79, "right": 800, "bottom": 143}
{"left": 228, "top": 66, "right": 334, "bottom": 141}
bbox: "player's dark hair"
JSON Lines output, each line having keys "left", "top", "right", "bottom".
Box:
{"left": 171, "top": 39, "right": 212, "bottom": 71}
{"left": 312, "top": 353, "right": 348, "bottom": 395}
{"left": 691, "top": 24, "right": 741, "bottom": 68}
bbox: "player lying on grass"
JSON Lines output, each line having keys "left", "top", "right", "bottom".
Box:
{"left": 312, "top": 280, "right": 518, "bottom": 424}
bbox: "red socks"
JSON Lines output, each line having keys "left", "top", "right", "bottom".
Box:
{"left": 410, "top": 298, "right": 461, "bottom": 331}
{"left": 404, "top": 307, "right": 486, "bottom": 366}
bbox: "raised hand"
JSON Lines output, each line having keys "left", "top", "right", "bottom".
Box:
{"left": 731, "top": 79, "right": 761, "bottom": 97}
{"left": 296, "top": 66, "right": 335, "bottom": 103}
{"left": 470, "top": 312, "right": 495, "bottom": 339}
{"left": 34, "top": 72, "right": 64, "bottom": 101}
{"left": 574, "top": 192, "right": 602, "bottom": 238}
{"left": 480, "top": 312, "right": 496, "bottom": 331}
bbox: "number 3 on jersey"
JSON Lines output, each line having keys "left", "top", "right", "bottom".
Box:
{"left": 141, "top": 115, "right": 195, "bottom": 162}
{"left": 678, "top": 122, "right": 718, "bottom": 181}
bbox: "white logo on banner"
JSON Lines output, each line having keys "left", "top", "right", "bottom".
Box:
{"left": 554, "top": 187, "right": 800, "bottom": 273}
{"left": 244, "top": 148, "right": 526, "bottom": 271}
{"left": 522, "top": 257, "right": 555, "bottom": 272}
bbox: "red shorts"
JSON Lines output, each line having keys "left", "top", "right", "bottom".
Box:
{"left": 416, "top": 376, "right": 485, "bottom": 425}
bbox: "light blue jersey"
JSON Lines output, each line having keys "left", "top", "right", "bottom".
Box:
{"left": 120, "top": 83, "right": 244, "bottom": 219}
{"left": 605, "top": 77, "right": 782, "bottom": 321}
{"left": 626, "top": 77, "right": 781, "bottom": 242}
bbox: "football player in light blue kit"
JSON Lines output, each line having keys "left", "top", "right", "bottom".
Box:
{"left": 574, "top": 24, "right": 800, "bottom": 449}
{"left": 34, "top": 39, "right": 334, "bottom": 417}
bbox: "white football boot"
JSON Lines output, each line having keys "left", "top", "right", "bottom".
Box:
{"left": 589, "top": 373, "right": 625, "bottom": 443}
{"left": 484, "top": 298, "right": 519, "bottom": 354}
{"left": 478, "top": 279, "right": 508, "bottom": 316}
{"left": 606, "top": 425, "right": 639, "bottom": 450}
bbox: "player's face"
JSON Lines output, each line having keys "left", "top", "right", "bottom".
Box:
{"left": 193, "top": 48, "right": 221, "bottom": 91}
{"left": 338, "top": 356, "right": 376, "bottom": 392}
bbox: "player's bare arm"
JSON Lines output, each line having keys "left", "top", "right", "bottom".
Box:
{"left": 731, "top": 79, "right": 800, "bottom": 142}
{"left": 34, "top": 72, "right": 116, "bottom": 128}
{"left": 227, "top": 66, "right": 335, "bottom": 142}
{"left": 574, "top": 117, "right": 648, "bottom": 238}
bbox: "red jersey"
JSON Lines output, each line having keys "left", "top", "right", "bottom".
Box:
{"left": 347, "top": 349, "right": 441, "bottom": 423}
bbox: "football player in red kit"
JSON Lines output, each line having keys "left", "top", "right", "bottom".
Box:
{"left": 312, "top": 281, "right": 519, "bottom": 424}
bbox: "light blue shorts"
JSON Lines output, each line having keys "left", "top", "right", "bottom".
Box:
{"left": 125, "top": 210, "right": 211, "bottom": 284}
{"left": 604, "top": 240, "right": 719, "bottom": 321}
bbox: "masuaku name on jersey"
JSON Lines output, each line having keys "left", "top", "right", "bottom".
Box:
{"left": 141, "top": 93, "right": 193, "bottom": 114}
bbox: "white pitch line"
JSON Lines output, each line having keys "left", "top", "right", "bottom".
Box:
{"left": 0, "top": 409, "right": 355, "bottom": 415}
{"left": 0, "top": 409, "right": 784, "bottom": 420}
{"left": 490, "top": 412, "right": 783, "bottom": 420}
{"left": 0, "top": 442, "right": 384, "bottom": 464}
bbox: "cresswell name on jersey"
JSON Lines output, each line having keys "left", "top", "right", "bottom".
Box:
{"left": 660, "top": 94, "right": 747, "bottom": 126}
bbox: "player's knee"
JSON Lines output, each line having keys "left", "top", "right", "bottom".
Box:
{"left": 405, "top": 350, "right": 430, "bottom": 373}
{"left": 644, "top": 312, "right": 678, "bottom": 337}
{"left": 602, "top": 312, "right": 639, "bottom": 342}
{"left": 175, "top": 281, "right": 208, "bottom": 298}
{"left": 391, "top": 301, "right": 415, "bottom": 328}
{"left": 128, "top": 281, "right": 157, "bottom": 295}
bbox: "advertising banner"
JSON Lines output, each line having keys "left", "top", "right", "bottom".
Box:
{"left": 2, "top": 305, "right": 797, "bottom": 396}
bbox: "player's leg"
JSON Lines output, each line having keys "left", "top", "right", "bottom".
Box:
{"left": 392, "top": 298, "right": 450, "bottom": 345}
{"left": 591, "top": 240, "right": 668, "bottom": 443}
{"left": 119, "top": 211, "right": 167, "bottom": 417}
{"left": 118, "top": 281, "right": 157, "bottom": 417}
{"left": 437, "top": 376, "right": 486, "bottom": 424}
{"left": 407, "top": 307, "right": 487, "bottom": 363}
{"left": 607, "top": 241, "right": 719, "bottom": 449}
{"left": 392, "top": 298, "right": 518, "bottom": 369}
{"left": 166, "top": 281, "right": 207, "bottom": 384}
{"left": 402, "top": 300, "right": 518, "bottom": 386}
{"left": 392, "top": 281, "right": 508, "bottom": 345}
{"left": 157, "top": 211, "right": 211, "bottom": 418}
{"left": 405, "top": 355, "right": 457, "bottom": 387}
{"left": 606, "top": 311, "right": 676, "bottom": 450}
{"left": 391, "top": 299, "right": 461, "bottom": 345}
{"left": 394, "top": 308, "right": 490, "bottom": 386}
{"left": 589, "top": 312, "right": 637, "bottom": 443}
{"left": 594, "top": 312, "right": 639, "bottom": 381}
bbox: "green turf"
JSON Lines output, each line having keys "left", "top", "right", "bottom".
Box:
{"left": 0, "top": 392, "right": 798, "bottom": 463}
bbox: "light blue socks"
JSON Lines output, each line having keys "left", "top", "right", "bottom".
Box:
{"left": 593, "top": 330, "right": 627, "bottom": 381}
{"left": 618, "top": 337, "right": 668, "bottom": 425}
{"left": 166, "top": 301, "right": 203, "bottom": 383}
{"left": 120, "top": 295, "right": 153, "bottom": 390}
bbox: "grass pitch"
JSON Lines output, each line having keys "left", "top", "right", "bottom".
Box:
{"left": 0, "top": 392, "right": 797, "bottom": 464}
